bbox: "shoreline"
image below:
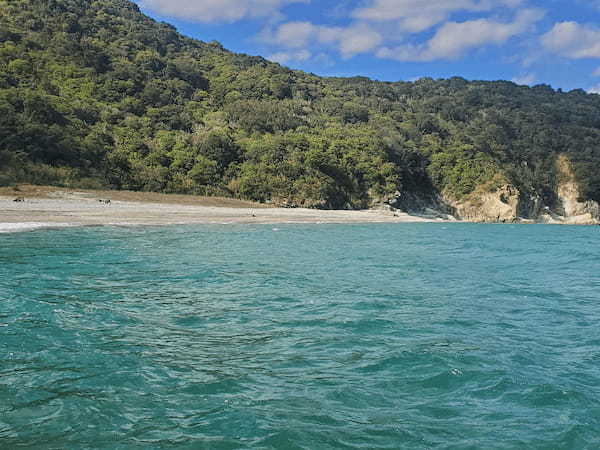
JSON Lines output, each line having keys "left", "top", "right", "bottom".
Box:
{"left": 2, "top": 186, "right": 597, "bottom": 233}
{"left": 0, "top": 187, "right": 438, "bottom": 233}
{"left": 1, "top": 186, "right": 597, "bottom": 233}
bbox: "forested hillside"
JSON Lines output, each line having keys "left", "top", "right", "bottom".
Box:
{"left": 1, "top": 0, "right": 600, "bottom": 211}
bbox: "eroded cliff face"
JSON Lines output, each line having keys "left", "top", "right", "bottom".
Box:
{"left": 538, "top": 155, "right": 600, "bottom": 225}
{"left": 444, "top": 183, "right": 521, "bottom": 223}
{"left": 394, "top": 155, "right": 599, "bottom": 224}
{"left": 449, "top": 156, "right": 599, "bottom": 224}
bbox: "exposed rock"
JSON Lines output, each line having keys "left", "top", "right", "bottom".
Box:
{"left": 549, "top": 155, "right": 599, "bottom": 225}
{"left": 516, "top": 192, "right": 545, "bottom": 221}
{"left": 446, "top": 157, "right": 599, "bottom": 224}
{"left": 444, "top": 183, "right": 520, "bottom": 223}
{"left": 384, "top": 190, "right": 456, "bottom": 220}
{"left": 375, "top": 155, "right": 599, "bottom": 225}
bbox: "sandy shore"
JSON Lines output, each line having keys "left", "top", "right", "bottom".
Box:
{"left": 0, "top": 186, "right": 435, "bottom": 232}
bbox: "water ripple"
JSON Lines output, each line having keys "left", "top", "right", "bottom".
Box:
{"left": 1, "top": 223, "right": 599, "bottom": 448}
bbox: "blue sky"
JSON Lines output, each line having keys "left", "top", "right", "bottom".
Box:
{"left": 135, "top": 0, "right": 600, "bottom": 92}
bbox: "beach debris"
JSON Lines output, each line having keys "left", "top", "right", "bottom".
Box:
{"left": 98, "top": 199, "right": 111, "bottom": 205}
{"left": 13, "top": 197, "right": 25, "bottom": 202}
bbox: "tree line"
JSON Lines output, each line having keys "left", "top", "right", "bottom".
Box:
{"left": 1, "top": 0, "right": 600, "bottom": 209}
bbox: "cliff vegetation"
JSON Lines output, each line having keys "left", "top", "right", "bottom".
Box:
{"left": 1, "top": 0, "right": 600, "bottom": 219}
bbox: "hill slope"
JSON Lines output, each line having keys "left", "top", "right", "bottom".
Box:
{"left": 1, "top": 0, "right": 600, "bottom": 221}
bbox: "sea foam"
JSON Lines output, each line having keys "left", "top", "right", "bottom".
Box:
{"left": 0, "top": 222, "right": 78, "bottom": 233}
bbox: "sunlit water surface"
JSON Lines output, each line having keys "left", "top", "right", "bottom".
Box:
{"left": 1, "top": 223, "right": 600, "bottom": 449}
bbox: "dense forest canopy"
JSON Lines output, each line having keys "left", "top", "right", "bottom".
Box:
{"left": 1, "top": 0, "right": 600, "bottom": 209}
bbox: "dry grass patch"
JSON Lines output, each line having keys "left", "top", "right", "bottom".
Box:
{"left": 0, "top": 185, "right": 270, "bottom": 208}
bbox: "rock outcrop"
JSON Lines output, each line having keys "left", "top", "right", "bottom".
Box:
{"left": 444, "top": 182, "right": 521, "bottom": 223}
{"left": 383, "top": 190, "right": 457, "bottom": 221}
{"left": 538, "top": 155, "right": 600, "bottom": 225}
{"left": 391, "top": 155, "right": 599, "bottom": 225}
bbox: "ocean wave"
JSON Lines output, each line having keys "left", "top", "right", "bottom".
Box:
{"left": 0, "top": 222, "right": 82, "bottom": 234}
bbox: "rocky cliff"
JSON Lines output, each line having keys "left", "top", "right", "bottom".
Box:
{"left": 443, "top": 178, "right": 521, "bottom": 223}
{"left": 394, "top": 155, "right": 599, "bottom": 224}
{"left": 539, "top": 155, "right": 600, "bottom": 225}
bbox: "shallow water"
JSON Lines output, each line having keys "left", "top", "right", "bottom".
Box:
{"left": 1, "top": 223, "right": 599, "bottom": 449}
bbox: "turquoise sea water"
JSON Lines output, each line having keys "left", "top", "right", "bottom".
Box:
{"left": 1, "top": 223, "right": 600, "bottom": 449}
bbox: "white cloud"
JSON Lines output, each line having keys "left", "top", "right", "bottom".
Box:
{"left": 268, "top": 21, "right": 315, "bottom": 48}
{"left": 377, "top": 8, "right": 542, "bottom": 61}
{"left": 251, "top": 0, "right": 543, "bottom": 64}
{"left": 262, "top": 22, "right": 383, "bottom": 58}
{"left": 541, "top": 22, "right": 600, "bottom": 59}
{"left": 138, "top": 0, "right": 308, "bottom": 23}
{"left": 268, "top": 49, "right": 312, "bottom": 64}
{"left": 512, "top": 73, "right": 536, "bottom": 85}
{"left": 337, "top": 24, "right": 384, "bottom": 58}
{"left": 589, "top": 84, "right": 600, "bottom": 94}
{"left": 352, "top": 0, "right": 524, "bottom": 32}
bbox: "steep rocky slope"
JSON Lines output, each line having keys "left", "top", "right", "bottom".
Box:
{"left": 414, "top": 155, "right": 599, "bottom": 223}
{"left": 544, "top": 155, "right": 599, "bottom": 224}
